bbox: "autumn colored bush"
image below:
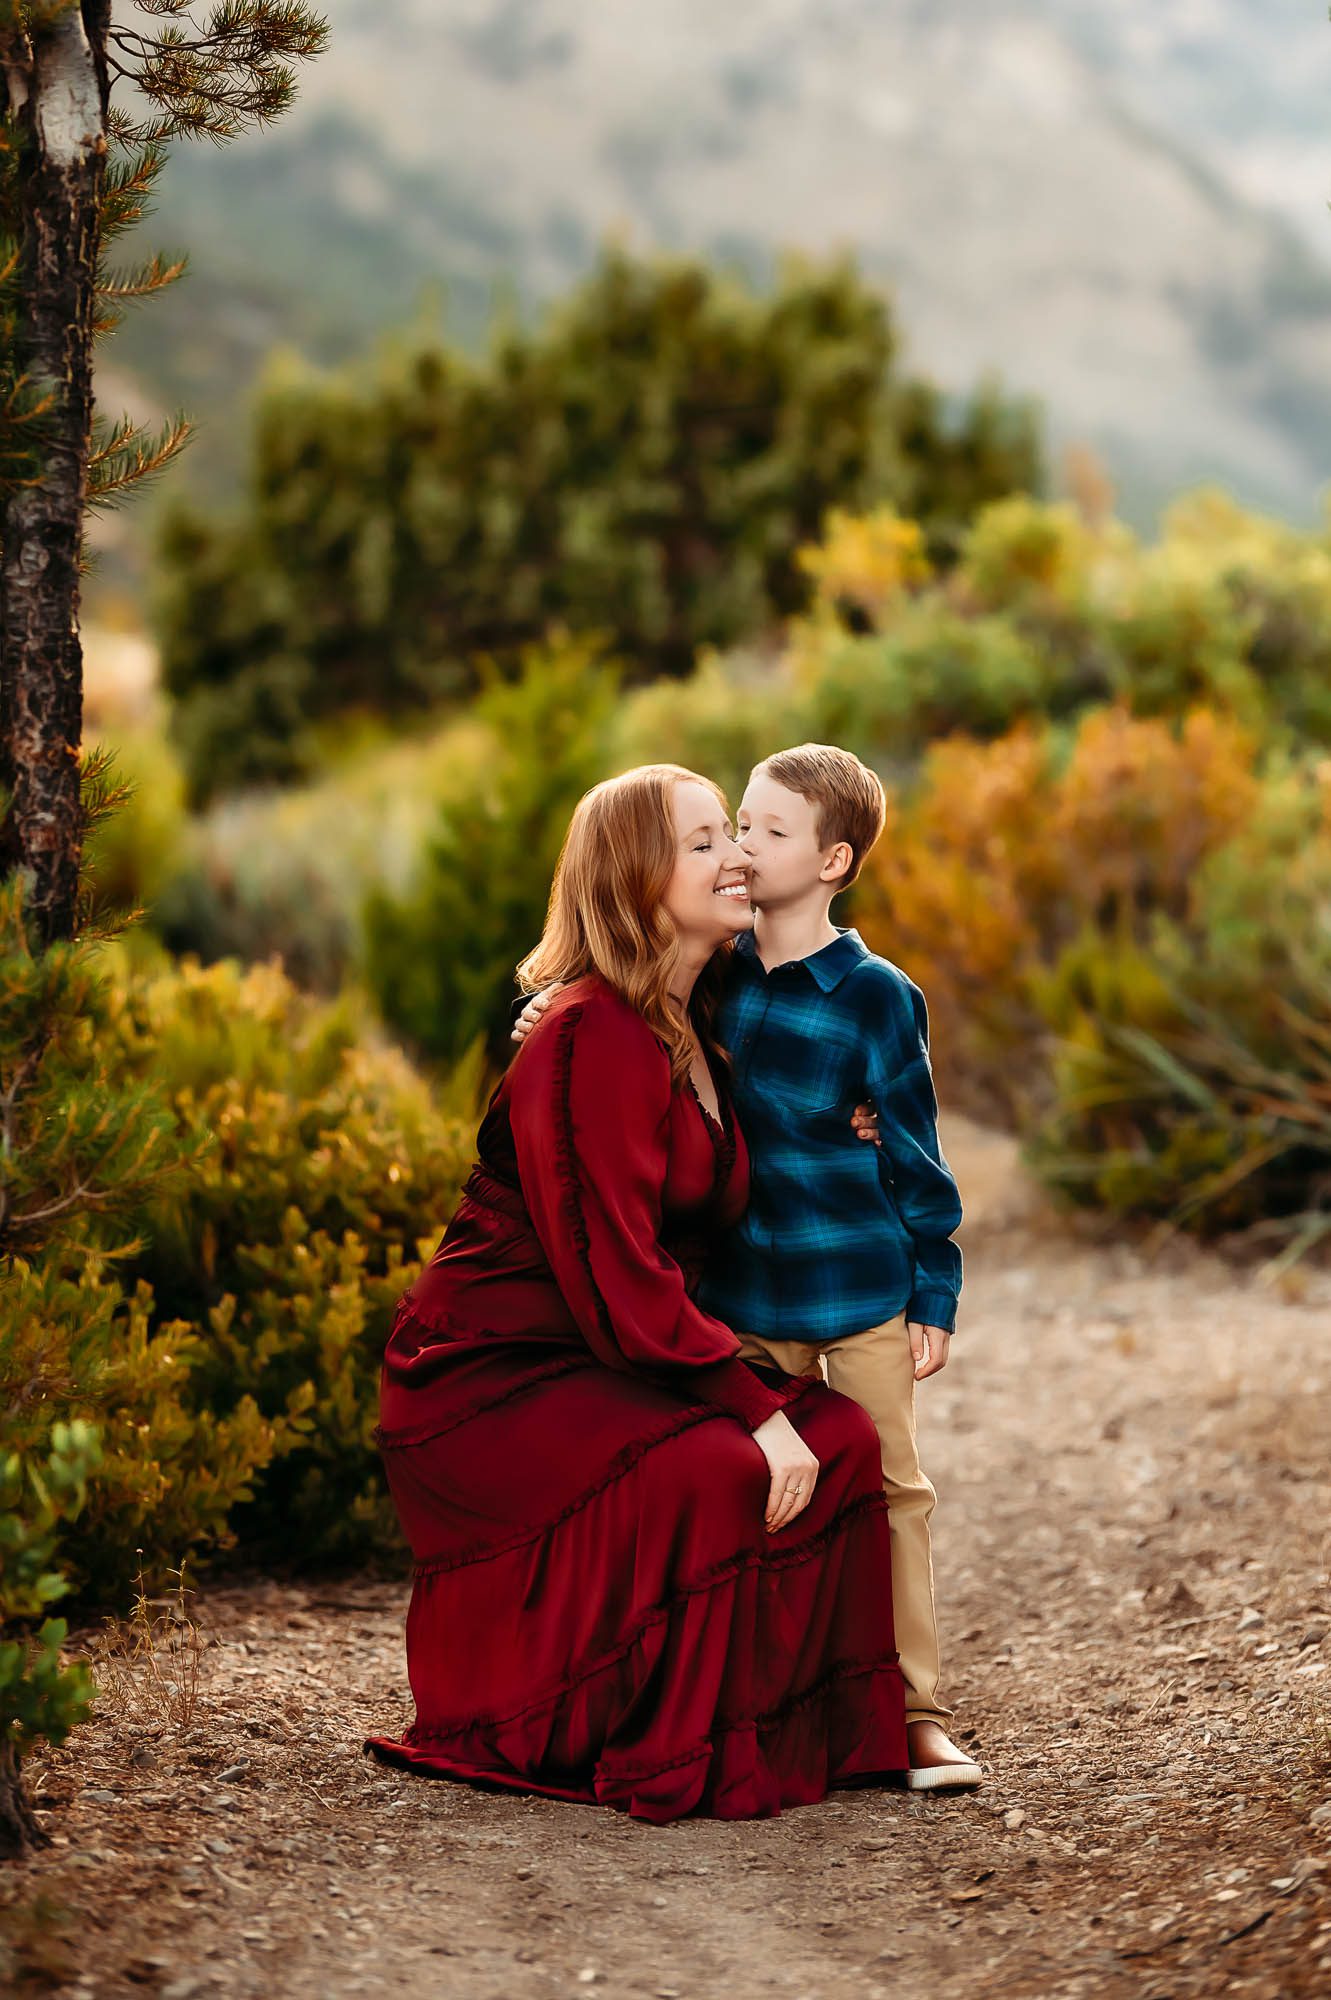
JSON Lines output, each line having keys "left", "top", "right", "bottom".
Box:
{"left": 854, "top": 706, "right": 1331, "bottom": 1247}
{"left": 1026, "top": 764, "right": 1331, "bottom": 1249}
{"left": 851, "top": 706, "right": 1263, "bottom": 1122}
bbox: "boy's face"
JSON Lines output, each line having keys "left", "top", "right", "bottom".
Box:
{"left": 736, "top": 770, "right": 849, "bottom": 910}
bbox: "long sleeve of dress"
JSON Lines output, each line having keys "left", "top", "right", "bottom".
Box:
{"left": 508, "top": 993, "right": 801, "bottom": 1430}
{"left": 866, "top": 975, "right": 964, "bottom": 1333}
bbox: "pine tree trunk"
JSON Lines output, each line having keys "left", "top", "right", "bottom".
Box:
{"left": 0, "top": 6, "right": 107, "bottom": 945}
{"left": 0, "top": 1737, "right": 49, "bottom": 1859}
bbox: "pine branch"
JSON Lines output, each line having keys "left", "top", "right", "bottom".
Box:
{"left": 85, "top": 410, "right": 193, "bottom": 507}
{"left": 99, "top": 140, "right": 172, "bottom": 241}
{"left": 104, "top": 102, "right": 178, "bottom": 152}
{"left": 105, "top": 2, "right": 329, "bottom": 145}
{"left": 78, "top": 746, "right": 135, "bottom": 842}
{"left": 92, "top": 239, "right": 187, "bottom": 338}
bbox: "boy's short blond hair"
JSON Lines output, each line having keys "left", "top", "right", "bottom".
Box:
{"left": 752, "top": 743, "right": 886, "bottom": 888}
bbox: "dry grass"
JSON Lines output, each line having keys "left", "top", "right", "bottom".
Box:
{"left": 1297, "top": 1690, "right": 1331, "bottom": 1785}
{"left": 85, "top": 1561, "right": 208, "bottom": 1733}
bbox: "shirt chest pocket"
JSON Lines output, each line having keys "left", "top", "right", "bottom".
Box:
{"left": 770, "top": 1049, "right": 859, "bottom": 1121}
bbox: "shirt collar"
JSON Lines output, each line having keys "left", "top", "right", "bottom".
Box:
{"left": 733, "top": 926, "right": 868, "bottom": 992}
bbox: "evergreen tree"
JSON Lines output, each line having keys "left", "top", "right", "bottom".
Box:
{"left": 0, "top": 0, "right": 328, "bottom": 940}
{"left": 0, "top": 0, "right": 326, "bottom": 1858}
{"left": 158, "top": 247, "right": 1044, "bottom": 802}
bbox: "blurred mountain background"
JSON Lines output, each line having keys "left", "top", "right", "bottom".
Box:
{"left": 91, "top": 0, "right": 1331, "bottom": 609}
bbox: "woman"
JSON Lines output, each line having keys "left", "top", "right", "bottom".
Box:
{"left": 365, "top": 765, "right": 908, "bottom": 1820}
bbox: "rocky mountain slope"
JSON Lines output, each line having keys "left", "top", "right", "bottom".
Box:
{"left": 100, "top": 0, "right": 1331, "bottom": 580}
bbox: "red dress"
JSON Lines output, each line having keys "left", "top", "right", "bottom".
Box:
{"left": 365, "top": 978, "right": 907, "bottom": 1820}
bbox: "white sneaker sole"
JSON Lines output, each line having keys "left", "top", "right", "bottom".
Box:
{"left": 904, "top": 1761, "right": 983, "bottom": 1792}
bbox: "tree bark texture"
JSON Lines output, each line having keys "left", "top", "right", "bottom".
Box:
{"left": 0, "top": 4, "right": 107, "bottom": 944}
{"left": 0, "top": 1734, "right": 50, "bottom": 1858}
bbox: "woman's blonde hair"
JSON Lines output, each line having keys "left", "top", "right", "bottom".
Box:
{"left": 516, "top": 764, "right": 733, "bottom": 1085}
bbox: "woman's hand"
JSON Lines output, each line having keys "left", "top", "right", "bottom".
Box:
{"left": 751, "top": 1410, "right": 819, "bottom": 1533}
{"left": 511, "top": 983, "right": 563, "bottom": 1044}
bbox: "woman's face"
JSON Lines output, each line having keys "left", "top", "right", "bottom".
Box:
{"left": 660, "top": 778, "right": 753, "bottom": 953}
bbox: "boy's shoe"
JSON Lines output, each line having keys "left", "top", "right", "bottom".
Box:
{"left": 904, "top": 1720, "right": 983, "bottom": 1792}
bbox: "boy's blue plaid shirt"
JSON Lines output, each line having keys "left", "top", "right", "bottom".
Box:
{"left": 699, "top": 927, "right": 963, "bottom": 1342}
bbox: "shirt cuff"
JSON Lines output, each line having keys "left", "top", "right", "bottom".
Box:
{"left": 905, "top": 1290, "right": 958, "bottom": 1334}
{"left": 688, "top": 1357, "right": 808, "bottom": 1430}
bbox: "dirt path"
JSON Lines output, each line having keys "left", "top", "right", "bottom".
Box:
{"left": 6, "top": 1120, "right": 1330, "bottom": 1998}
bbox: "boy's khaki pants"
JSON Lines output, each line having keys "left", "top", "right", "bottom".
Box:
{"left": 735, "top": 1311, "right": 952, "bottom": 1729}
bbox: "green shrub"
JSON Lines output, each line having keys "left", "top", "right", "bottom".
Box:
{"left": 3, "top": 853, "right": 478, "bottom": 1599}
{"left": 157, "top": 247, "right": 1042, "bottom": 802}
{"left": 100, "top": 952, "right": 478, "bottom": 1558}
{"left": 0, "top": 1422, "right": 101, "bottom": 1856}
{"left": 82, "top": 725, "right": 189, "bottom": 919}
{"left": 365, "top": 639, "right": 621, "bottom": 1068}
{"left": 1, "top": 1256, "right": 282, "bottom": 1604}
{"left": 615, "top": 647, "right": 808, "bottom": 810}
{"left": 1099, "top": 556, "right": 1266, "bottom": 723}
{"left": 952, "top": 488, "right": 1331, "bottom": 740}
{"left": 795, "top": 603, "right": 1051, "bottom": 771}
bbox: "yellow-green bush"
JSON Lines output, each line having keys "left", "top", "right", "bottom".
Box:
{"left": 2, "top": 1259, "right": 285, "bottom": 1601}
{"left": 365, "top": 640, "right": 621, "bottom": 1066}
{"left": 101, "top": 951, "right": 477, "bottom": 1558}
{"left": 82, "top": 724, "right": 189, "bottom": 918}
{"left": 0, "top": 867, "right": 284, "bottom": 1608}
{"left": 2, "top": 906, "right": 476, "bottom": 1603}
{"left": 615, "top": 647, "right": 809, "bottom": 810}
{"left": 791, "top": 493, "right": 1331, "bottom": 755}
{"left": 952, "top": 488, "right": 1331, "bottom": 740}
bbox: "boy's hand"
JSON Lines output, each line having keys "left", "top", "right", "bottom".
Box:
{"left": 908, "top": 1323, "right": 950, "bottom": 1380}
{"left": 512, "top": 983, "right": 563, "bottom": 1044}
{"left": 851, "top": 1101, "right": 881, "bottom": 1145}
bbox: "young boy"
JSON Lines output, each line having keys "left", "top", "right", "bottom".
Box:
{"left": 516, "top": 743, "right": 977, "bottom": 1789}
{"left": 708, "top": 743, "right": 977, "bottom": 1790}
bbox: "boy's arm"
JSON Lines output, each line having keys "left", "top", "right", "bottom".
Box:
{"left": 866, "top": 977, "right": 963, "bottom": 1333}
